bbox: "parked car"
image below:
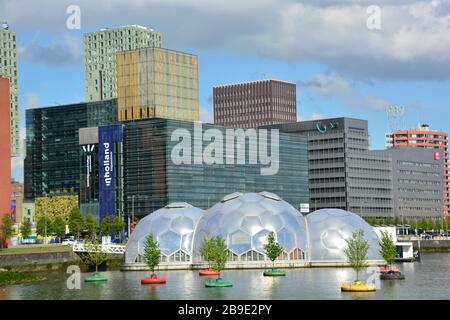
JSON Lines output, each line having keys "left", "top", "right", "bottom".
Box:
{"left": 420, "top": 233, "right": 433, "bottom": 240}
{"left": 441, "top": 231, "right": 450, "bottom": 237}
{"left": 61, "top": 239, "right": 77, "bottom": 246}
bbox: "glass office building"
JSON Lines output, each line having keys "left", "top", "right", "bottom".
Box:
{"left": 24, "top": 99, "right": 118, "bottom": 200}
{"left": 122, "top": 118, "right": 309, "bottom": 219}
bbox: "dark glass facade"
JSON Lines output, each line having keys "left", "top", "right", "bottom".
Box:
{"left": 123, "top": 118, "right": 309, "bottom": 219}
{"left": 24, "top": 99, "right": 117, "bottom": 200}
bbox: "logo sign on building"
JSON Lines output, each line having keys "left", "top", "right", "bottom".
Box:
{"left": 98, "top": 125, "right": 123, "bottom": 221}
{"left": 82, "top": 144, "right": 95, "bottom": 189}
{"left": 316, "top": 121, "right": 338, "bottom": 133}
{"left": 300, "top": 203, "right": 310, "bottom": 214}
{"left": 11, "top": 200, "right": 16, "bottom": 222}
{"left": 434, "top": 151, "right": 440, "bottom": 161}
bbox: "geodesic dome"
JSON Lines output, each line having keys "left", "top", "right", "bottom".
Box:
{"left": 193, "top": 192, "right": 308, "bottom": 263}
{"left": 124, "top": 203, "right": 204, "bottom": 264}
{"left": 306, "top": 209, "right": 382, "bottom": 262}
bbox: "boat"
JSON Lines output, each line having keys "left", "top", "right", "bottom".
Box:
{"left": 141, "top": 274, "right": 166, "bottom": 284}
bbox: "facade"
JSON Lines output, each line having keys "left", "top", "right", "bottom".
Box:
{"left": 22, "top": 201, "right": 35, "bottom": 225}
{"left": 123, "top": 193, "right": 383, "bottom": 270}
{"left": 116, "top": 47, "right": 199, "bottom": 122}
{"left": 11, "top": 180, "right": 23, "bottom": 223}
{"left": 214, "top": 79, "right": 297, "bottom": 128}
{"left": 266, "top": 118, "right": 394, "bottom": 218}
{"left": 0, "top": 23, "right": 19, "bottom": 156}
{"left": 24, "top": 99, "right": 118, "bottom": 200}
{"left": 386, "top": 124, "right": 449, "bottom": 217}
{"left": 0, "top": 77, "right": 11, "bottom": 221}
{"left": 84, "top": 25, "right": 162, "bottom": 102}
{"left": 79, "top": 118, "right": 309, "bottom": 224}
{"left": 382, "top": 147, "right": 444, "bottom": 220}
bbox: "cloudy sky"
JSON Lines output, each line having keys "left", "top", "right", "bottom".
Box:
{"left": 3, "top": 0, "right": 450, "bottom": 181}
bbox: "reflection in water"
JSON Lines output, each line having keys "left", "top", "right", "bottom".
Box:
{"left": 1, "top": 253, "right": 449, "bottom": 300}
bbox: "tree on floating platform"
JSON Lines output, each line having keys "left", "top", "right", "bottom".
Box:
{"left": 80, "top": 239, "right": 109, "bottom": 273}
{"left": 344, "top": 229, "right": 369, "bottom": 282}
{"left": 143, "top": 234, "right": 161, "bottom": 275}
{"left": 200, "top": 234, "right": 215, "bottom": 269}
{"left": 264, "top": 232, "right": 283, "bottom": 272}
{"left": 379, "top": 230, "right": 397, "bottom": 269}
{"left": 210, "top": 236, "right": 229, "bottom": 274}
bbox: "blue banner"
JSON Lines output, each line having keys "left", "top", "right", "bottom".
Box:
{"left": 98, "top": 125, "right": 123, "bottom": 221}
{"left": 11, "top": 200, "right": 16, "bottom": 223}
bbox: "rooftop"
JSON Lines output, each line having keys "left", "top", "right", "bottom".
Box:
{"left": 213, "top": 78, "right": 296, "bottom": 88}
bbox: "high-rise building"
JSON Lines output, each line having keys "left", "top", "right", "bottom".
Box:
{"left": 214, "top": 79, "right": 297, "bottom": 129}
{"left": 24, "top": 99, "right": 118, "bottom": 200}
{"left": 266, "top": 118, "right": 394, "bottom": 218}
{"left": 386, "top": 124, "right": 449, "bottom": 216}
{"left": 116, "top": 47, "right": 199, "bottom": 122}
{"left": 0, "top": 22, "right": 19, "bottom": 156}
{"left": 84, "top": 25, "right": 162, "bottom": 102}
{"left": 0, "top": 77, "right": 11, "bottom": 222}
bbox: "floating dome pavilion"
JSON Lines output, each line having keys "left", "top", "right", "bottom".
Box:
{"left": 122, "top": 193, "right": 383, "bottom": 270}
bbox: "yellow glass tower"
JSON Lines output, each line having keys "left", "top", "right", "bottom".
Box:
{"left": 117, "top": 47, "right": 199, "bottom": 122}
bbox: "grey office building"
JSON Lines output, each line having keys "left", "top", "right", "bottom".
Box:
{"left": 381, "top": 147, "right": 444, "bottom": 219}
{"left": 265, "top": 118, "right": 394, "bottom": 218}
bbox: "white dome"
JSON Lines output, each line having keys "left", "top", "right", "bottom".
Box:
{"left": 306, "top": 209, "right": 382, "bottom": 262}
{"left": 192, "top": 192, "right": 308, "bottom": 262}
{"left": 124, "top": 203, "right": 204, "bottom": 264}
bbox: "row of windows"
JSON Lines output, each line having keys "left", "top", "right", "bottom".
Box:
{"left": 398, "top": 188, "right": 440, "bottom": 195}
{"left": 398, "top": 170, "right": 440, "bottom": 177}
{"left": 398, "top": 179, "right": 441, "bottom": 186}
{"left": 398, "top": 161, "right": 440, "bottom": 169}
{"left": 398, "top": 197, "right": 441, "bottom": 203}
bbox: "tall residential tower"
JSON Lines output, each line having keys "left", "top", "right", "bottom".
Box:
{"left": 0, "top": 22, "right": 19, "bottom": 156}
{"left": 84, "top": 25, "right": 162, "bottom": 102}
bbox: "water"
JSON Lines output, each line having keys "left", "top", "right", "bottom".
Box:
{"left": 1, "top": 253, "right": 449, "bottom": 300}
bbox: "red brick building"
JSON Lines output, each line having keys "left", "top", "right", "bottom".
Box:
{"left": 213, "top": 79, "right": 297, "bottom": 128}
{"left": 0, "top": 77, "right": 12, "bottom": 224}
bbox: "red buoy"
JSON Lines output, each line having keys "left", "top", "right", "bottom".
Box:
{"left": 199, "top": 268, "right": 220, "bottom": 276}
{"left": 141, "top": 274, "right": 166, "bottom": 284}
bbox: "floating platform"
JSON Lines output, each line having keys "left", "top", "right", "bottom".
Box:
{"left": 263, "top": 269, "right": 286, "bottom": 277}
{"left": 341, "top": 281, "right": 376, "bottom": 292}
{"left": 199, "top": 268, "right": 220, "bottom": 276}
{"left": 205, "top": 278, "right": 233, "bottom": 288}
{"left": 85, "top": 272, "right": 108, "bottom": 282}
{"left": 380, "top": 272, "right": 405, "bottom": 280}
{"left": 141, "top": 274, "right": 166, "bottom": 284}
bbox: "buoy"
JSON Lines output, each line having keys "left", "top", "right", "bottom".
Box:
{"left": 85, "top": 272, "right": 108, "bottom": 282}
{"left": 341, "top": 281, "right": 376, "bottom": 292}
{"left": 205, "top": 278, "right": 233, "bottom": 288}
{"left": 199, "top": 268, "right": 220, "bottom": 276}
{"left": 141, "top": 274, "right": 166, "bottom": 285}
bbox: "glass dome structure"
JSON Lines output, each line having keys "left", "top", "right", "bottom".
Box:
{"left": 306, "top": 209, "right": 382, "bottom": 262}
{"left": 192, "top": 192, "right": 308, "bottom": 262}
{"left": 124, "top": 202, "right": 204, "bottom": 264}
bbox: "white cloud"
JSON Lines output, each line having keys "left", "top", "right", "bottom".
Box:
{"left": 25, "top": 92, "right": 41, "bottom": 109}
{"left": 299, "top": 73, "right": 392, "bottom": 111}
{"left": 199, "top": 105, "right": 214, "bottom": 123}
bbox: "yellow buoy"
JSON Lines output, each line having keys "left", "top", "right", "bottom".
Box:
{"left": 341, "top": 280, "right": 376, "bottom": 292}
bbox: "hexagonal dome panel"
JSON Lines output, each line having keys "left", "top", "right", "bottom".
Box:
{"left": 306, "top": 209, "right": 382, "bottom": 261}
{"left": 193, "top": 192, "right": 308, "bottom": 262}
{"left": 124, "top": 203, "right": 204, "bottom": 264}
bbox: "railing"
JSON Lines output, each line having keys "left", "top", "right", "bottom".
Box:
{"left": 72, "top": 243, "right": 126, "bottom": 254}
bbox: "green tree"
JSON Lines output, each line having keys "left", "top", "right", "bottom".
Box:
{"left": 344, "top": 229, "right": 369, "bottom": 281}
{"left": 100, "top": 216, "right": 112, "bottom": 236}
{"left": 379, "top": 231, "right": 397, "bottom": 268}
{"left": 210, "top": 236, "right": 229, "bottom": 273}
{"left": 111, "top": 216, "right": 124, "bottom": 240}
{"left": 20, "top": 218, "right": 32, "bottom": 239}
{"left": 264, "top": 232, "right": 283, "bottom": 271}
{"left": 79, "top": 239, "right": 109, "bottom": 273}
{"left": 83, "top": 214, "right": 98, "bottom": 239}
{"left": 143, "top": 234, "right": 161, "bottom": 274}
{"left": 200, "top": 234, "right": 215, "bottom": 268}
{"left": 53, "top": 216, "right": 66, "bottom": 239}
{"left": 68, "top": 207, "right": 83, "bottom": 239}
{"left": 0, "top": 214, "right": 14, "bottom": 242}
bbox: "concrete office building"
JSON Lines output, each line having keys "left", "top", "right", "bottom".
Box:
{"left": 116, "top": 47, "right": 199, "bottom": 122}
{"left": 0, "top": 77, "right": 11, "bottom": 223}
{"left": 214, "top": 79, "right": 297, "bottom": 129}
{"left": 386, "top": 124, "right": 449, "bottom": 216}
{"left": 0, "top": 23, "right": 19, "bottom": 156}
{"left": 24, "top": 100, "right": 118, "bottom": 200}
{"left": 266, "top": 118, "right": 394, "bottom": 218}
{"left": 84, "top": 25, "right": 162, "bottom": 102}
{"left": 383, "top": 147, "right": 444, "bottom": 220}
